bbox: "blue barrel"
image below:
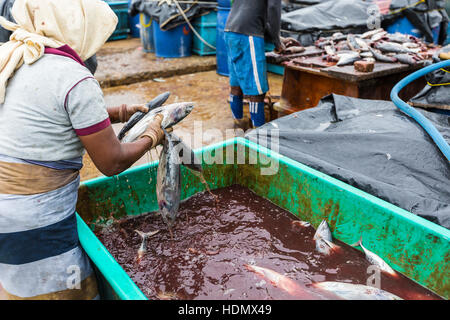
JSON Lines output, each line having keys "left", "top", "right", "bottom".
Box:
{"left": 386, "top": 16, "right": 440, "bottom": 44}
{"left": 153, "top": 21, "right": 193, "bottom": 58}
{"left": 128, "top": 0, "right": 140, "bottom": 38}
{"left": 216, "top": 6, "right": 231, "bottom": 76}
{"left": 140, "top": 14, "right": 154, "bottom": 53}
{"left": 218, "top": 0, "right": 232, "bottom": 8}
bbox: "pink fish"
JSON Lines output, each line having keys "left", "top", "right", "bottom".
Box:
{"left": 244, "top": 264, "right": 322, "bottom": 299}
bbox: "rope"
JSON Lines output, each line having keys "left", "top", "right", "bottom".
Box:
{"left": 140, "top": 13, "right": 152, "bottom": 28}
{"left": 388, "top": 0, "right": 425, "bottom": 15}
{"left": 172, "top": 0, "right": 216, "bottom": 50}
{"left": 427, "top": 81, "right": 450, "bottom": 86}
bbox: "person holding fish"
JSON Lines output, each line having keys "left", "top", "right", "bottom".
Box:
{"left": 224, "top": 0, "right": 287, "bottom": 129}
{"left": 0, "top": 0, "right": 167, "bottom": 300}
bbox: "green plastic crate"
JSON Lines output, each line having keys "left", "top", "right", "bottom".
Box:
{"left": 192, "top": 11, "right": 217, "bottom": 56}
{"left": 106, "top": 1, "right": 130, "bottom": 41}
{"left": 76, "top": 138, "right": 450, "bottom": 300}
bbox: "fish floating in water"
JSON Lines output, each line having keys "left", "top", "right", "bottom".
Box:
{"left": 121, "top": 102, "right": 194, "bottom": 143}
{"left": 352, "top": 236, "right": 397, "bottom": 277}
{"left": 244, "top": 264, "right": 315, "bottom": 299}
{"left": 313, "top": 220, "right": 341, "bottom": 255}
{"left": 313, "top": 282, "right": 402, "bottom": 300}
{"left": 117, "top": 92, "right": 171, "bottom": 141}
{"left": 135, "top": 229, "right": 160, "bottom": 261}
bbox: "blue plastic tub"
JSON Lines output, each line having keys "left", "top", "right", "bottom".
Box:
{"left": 128, "top": 0, "right": 140, "bottom": 38}
{"left": 218, "top": 0, "right": 232, "bottom": 8}
{"left": 216, "top": 6, "right": 231, "bottom": 76}
{"left": 153, "top": 21, "right": 192, "bottom": 58}
{"left": 192, "top": 11, "right": 217, "bottom": 56}
{"left": 107, "top": 1, "right": 130, "bottom": 41}
{"left": 386, "top": 16, "right": 440, "bottom": 44}
{"left": 139, "top": 14, "right": 154, "bottom": 53}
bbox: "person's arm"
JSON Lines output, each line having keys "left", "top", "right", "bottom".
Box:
{"left": 266, "top": 0, "right": 284, "bottom": 52}
{"left": 78, "top": 115, "right": 164, "bottom": 177}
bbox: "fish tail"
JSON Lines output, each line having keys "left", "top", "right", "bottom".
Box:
{"left": 135, "top": 230, "right": 146, "bottom": 240}
{"left": 350, "top": 235, "right": 363, "bottom": 248}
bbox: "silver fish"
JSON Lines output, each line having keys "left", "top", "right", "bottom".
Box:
{"left": 374, "top": 41, "right": 416, "bottom": 54}
{"left": 347, "top": 34, "right": 361, "bottom": 51}
{"left": 368, "top": 47, "right": 398, "bottom": 63}
{"left": 122, "top": 102, "right": 194, "bottom": 143}
{"left": 118, "top": 91, "right": 171, "bottom": 141}
{"left": 156, "top": 131, "right": 182, "bottom": 230}
{"left": 355, "top": 37, "right": 369, "bottom": 51}
{"left": 352, "top": 236, "right": 397, "bottom": 277}
{"left": 371, "top": 31, "right": 388, "bottom": 42}
{"left": 336, "top": 52, "right": 361, "bottom": 66}
{"left": 313, "top": 282, "right": 402, "bottom": 300}
{"left": 393, "top": 53, "right": 421, "bottom": 65}
{"left": 313, "top": 220, "right": 341, "bottom": 255}
{"left": 360, "top": 28, "right": 385, "bottom": 39}
{"left": 360, "top": 51, "right": 374, "bottom": 58}
{"left": 135, "top": 229, "right": 160, "bottom": 260}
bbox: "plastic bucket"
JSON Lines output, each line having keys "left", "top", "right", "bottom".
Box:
{"left": 217, "top": 0, "right": 232, "bottom": 8}
{"left": 153, "top": 21, "right": 192, "bottom": 58}
{"left": 140, "top": 14, "right": 154, "bottom": 53}
{"left": 216, "top": 6, "right": 231, "bottom": 76}
{"left": 128, "top": 0, "right": 140, "bottom": 38}
{"left": 386, "top": 16, "right": 440, "bottom": 44}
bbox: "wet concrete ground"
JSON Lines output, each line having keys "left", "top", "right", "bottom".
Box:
{"left": 81, "top": 67, "right": 283, "bottom": 181}
{"left": 95, "top": 38, "right": 216, "bottom": 88}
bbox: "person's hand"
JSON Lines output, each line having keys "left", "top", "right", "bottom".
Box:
{"left": 281, "top": 37, "right": 301, "bottom": 48}
{"left": 139, "top": 114, "right": 165, "bottom": 149}
{"left": 274, "top": 42, "right": 286, "bottom": 54}
{"left": 118, "top": 104, "right": 149, "bottom": 123}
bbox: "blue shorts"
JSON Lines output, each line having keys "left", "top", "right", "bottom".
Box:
{"left": 225, "top": 31, "right": 269, "bottom": 96}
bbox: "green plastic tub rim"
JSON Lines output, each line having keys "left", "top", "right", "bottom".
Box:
{"left": 77, "top": 137, "right": 450, "bottom": 300}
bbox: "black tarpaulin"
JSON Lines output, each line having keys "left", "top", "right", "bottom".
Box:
{"left": 384, "top": 0, "right": 449, "bottom": 45}
{"left": 246, "top": 94, "right": 450, "bottom": 229}
{"left": 281, "top": 0, "right": 373, "bottom": 33}
{"left": 410, "top": 45, "right": 450, "bottom": 110}
{"left": 129, "top": 0, "right": 217, "bottom": 31}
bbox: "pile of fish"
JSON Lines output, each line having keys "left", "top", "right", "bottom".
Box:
{"left": 245, "top": 219, "right": 404, "bottom": 300}
{"left": 316, "top": 28, "right": 431, "bottom": 66}
{"left": 118, "top": 92, "right": 202, "bottom": 238}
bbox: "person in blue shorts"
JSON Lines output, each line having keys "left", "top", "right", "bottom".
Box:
{"left": 224, "top": 0, "right": 285, "bottom": 128}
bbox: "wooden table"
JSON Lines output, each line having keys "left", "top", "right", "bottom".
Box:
{"left": 278, "top": 55, "right": 428, "bottom": 115}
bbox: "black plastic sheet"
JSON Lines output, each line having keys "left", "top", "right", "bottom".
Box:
{"left": 384, "top": 0, "right": 449, "bottom": 45}
{"left": 246, "top": 94, "right": 450, "bottom": 229}
{"left": 129, "top": 0, "right": 217, "bottom": 31}
{"left": 280, "top": 0, "right": 373, "bottom": 46}
{"left": 0, "top": 0, "right": 15, "bottom": 43}
{"left": 281, "top": 0, "right": 372, "bottom": 34}
{"left": 410, "top": 45, "right": 450, "bottom": 110}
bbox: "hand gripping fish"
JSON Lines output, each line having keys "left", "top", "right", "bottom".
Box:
{"left": 117, "top": 92, "right": 171, "bottom": 141}
{"left": 351, "top": 236, "right": 397, "bottom": 277}
{"left": 313, "top": 220, "right": 341, "bottom": 255}
{"left": 121, "top": 102, "right": 194, "bottom": 143}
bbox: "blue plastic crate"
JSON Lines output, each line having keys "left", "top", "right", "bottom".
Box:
{"left": 192, "top": 11, "right": 217, "bottom": 56}
{"left": 267, "top": 63, "right": 284, "bottom": 76}
{"left": 106, "top": 1, "right": 130, "bottom": 41}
